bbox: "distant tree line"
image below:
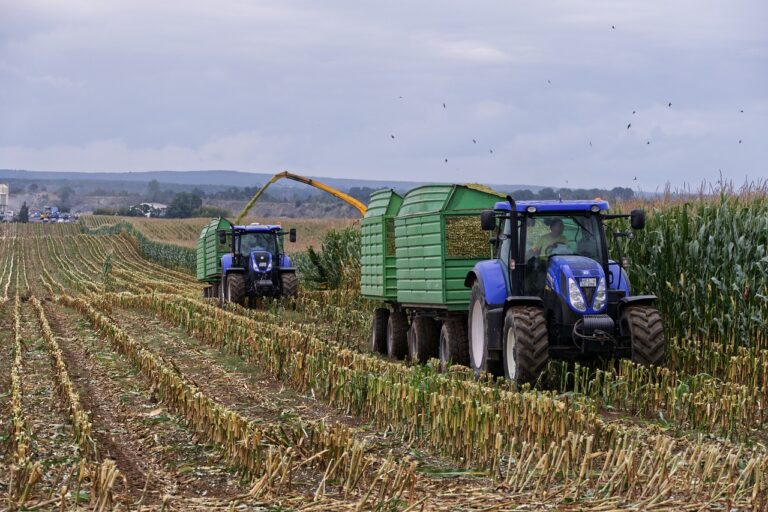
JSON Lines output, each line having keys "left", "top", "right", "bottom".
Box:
{"left": 505, "top": 187, "right": 635, "bottom": 202}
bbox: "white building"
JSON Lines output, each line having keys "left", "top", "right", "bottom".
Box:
{"left": 0, "top": 184, "right": 8, "bottom": 219}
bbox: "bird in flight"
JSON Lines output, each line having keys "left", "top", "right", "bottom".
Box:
{"left": 443, "top": 103, "right": 446, "bottom": 108}
{"left": 633, "top": 177, "right": 638, "bottom": 181}
{"left": 489, "top": 149, "right": 494, "bottom": 154}
{"left": 390, "top": 135, "right": 395, "bottom": 139}
{"left": 739, "top": 140, "right": 743, "bottom": 144}
{"left": 740, "top": 109, "right": 744, "bottom": 113}
{"left": 627, "top": 123, "right": 632, "bottom": 129}
{"left": 632, "top": 110, "right": 636, "bottom": 114}
{"left": 444, "top": 158, "right": 448, "bottom": 163}
{"left": 547, "top": 79, "right": 551, "bottom": 84}
{"left": 589, "top": 141, "right": 592, "bottom": 147}
{"left": 646, "top": 141, "right": 650, "bottom": 145}
{"left": 612, "top": 25, "right": 615, "bottom": 29}
{"left": 472, "top": 139, "right": 477, "bottom": 144}
{"left": 668, "top": 102, "right": 672, "bottom": 107}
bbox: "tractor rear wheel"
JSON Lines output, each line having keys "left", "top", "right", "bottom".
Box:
{"left": 407, "top": 316, "right": 439, "bottom": 363}
{"left": 280, "top": 272, "right": 298, "bottom": 298}
{"left": 438, "top": 317, "right": 469, "bottom": 372}
{"left": 622, "top": 306, "right": 665, "bottom": 367}
{"left": 371, "top": 308, "right": 389, "bottom": 355}
{"left": 387, "top": 311, "right": 409, "bottom": 360}
{"left": 502, "top": 306, "right": 549, "bottom": 384}
{"left": 468, "top": 281, "right": 501, "bottom": 378}
{"left": 226, "top": 274, "right": 246, "bottom": 306}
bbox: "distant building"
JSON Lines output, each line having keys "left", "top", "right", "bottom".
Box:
{"left": 0, "top": 183, "right": 8, "bottom": 220}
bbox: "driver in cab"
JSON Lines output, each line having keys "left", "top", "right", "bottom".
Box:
{"left": 530, "top": 219, "right": 568, "bottom": 258}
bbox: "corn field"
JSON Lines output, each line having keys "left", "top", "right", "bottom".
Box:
{"left": 1, "top": 194, "right": 767, "bottom": 510}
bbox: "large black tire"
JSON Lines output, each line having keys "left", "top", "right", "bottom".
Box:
{"left": 502, "top": 306, "right": 549, "bottom": 384}
{"left": 225, "top": 273, "right": 246, "bottom": 306}
{"left": 387, "top": 310, "right": 409, "bottom": 360}
{"left": 622, "top": 306, "right": 665, "bottom": 367}
{"left": 371, "top": 308, "right": 389, "bottom": 355}
{"left": 438, "top": 317, "right": 469, "bottom": 372}
{"left": 468, "top": 281, "right": 501, "bottom": 378}
{"left": 407, "top": 316, "right": 440, "bottom": 364}
{"left": 280, "top": 272, "right": 298, "bottom": 298}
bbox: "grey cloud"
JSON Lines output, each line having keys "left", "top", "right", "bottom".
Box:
{"left": 0, "top": 0, "right": 765, "bottom": 189}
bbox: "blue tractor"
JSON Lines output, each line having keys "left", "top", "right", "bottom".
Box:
{"left": 198, "top": 220, "right": 298, "bottom": 306}
{"left": 219, "top": 223, "right": 298, "bottom": 306}
{"left": 465, "top": 197, "right": 664, "bottom": 382}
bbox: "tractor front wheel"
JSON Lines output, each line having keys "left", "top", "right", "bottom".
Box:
{"left": 280, "top": 272, "right": 298, "bottom": 298}
{"left": 622, "top": 306, "right": 665, "bottom": 367}
{"left": 226, "top": 273, "right": 246, "bottom": 306}
{"left": 502, "top": 306, "right": 549, "bottom": 384}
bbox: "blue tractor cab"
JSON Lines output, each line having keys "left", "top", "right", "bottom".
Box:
{"left": 465, "top": 197, "right": 664, "bottom": 383}
{"left": 217, "top": 223, "right": 298, "bottom": 305}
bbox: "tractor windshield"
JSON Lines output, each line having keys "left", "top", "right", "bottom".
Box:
{"left": 525, "top": 214, "right": 602, "bottom": 260}
{"left": 521, "top": 213, "right": 603, "bottom": 296}
{"left": 238, "top": 232, "right": 278, "bottom": 254}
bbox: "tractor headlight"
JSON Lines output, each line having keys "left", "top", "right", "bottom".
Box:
{"left": 592, "top": 278, "right": 607, "bottom": 311}
{"left": 568, "top": 278, "right": 587, "bottom": 312}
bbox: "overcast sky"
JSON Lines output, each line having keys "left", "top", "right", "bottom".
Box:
{"left": 0, "top": 0, "right": 765, "bottom": 190}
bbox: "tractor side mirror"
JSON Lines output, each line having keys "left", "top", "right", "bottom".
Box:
{"left": 289, "top": 228, "right": 297, "bottom": 243}
{"left": 630, "top": 209, "right": 646, "bottom": 230}
{"left": 218, "top": 231, "right": 227, "bottom": 245}
{"left": 480, "top": 210, "right": 496, "bottom": 231}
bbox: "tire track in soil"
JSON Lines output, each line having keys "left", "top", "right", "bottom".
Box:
{"left": 111, "top": 307, "right": 366, "bottom": 430}
{"left": 45, "top": 302, "right": 250, "bottom": 507}
{"left": 109, "top": 306, "right": 491, "bottom": 487}
{"left": 0, "top": 301, "right": 13, "bottom": 492}
{"left": 16, "top": 300, "right": 80, "bottom": 498}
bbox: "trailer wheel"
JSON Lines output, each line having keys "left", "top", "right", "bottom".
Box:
{"left": 371, "top": 308, "right": 389, "bottom": 355}
{"left": 439, "top": 317, "right": 469, "bottom": 372}
{"left": 280, "top": 272, "right": 298, "bottom": 298}
{"left": 502, "top": 306, "right": 549, "bottom": 384}
{"left": 387, "top": 310, "right": 409, "bottom": 360}
{"left": 226, "top": 273, "right": 246, "bottom": 306}
{"left": 622, "top": 306, "right": 665, "bottom": 367}
{"left": 408, "top": 316, "right": 439, "bottom": 364}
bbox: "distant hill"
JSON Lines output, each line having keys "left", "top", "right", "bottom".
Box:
{"left": 0, "top": 169, "right": 544, "bottom": 193}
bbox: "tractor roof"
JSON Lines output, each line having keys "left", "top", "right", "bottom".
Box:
{"left": 494, "top": 199, "right": 610, "bottom": 213}
{"left": 234, "top": 223, "right": 282, "bottom": 232}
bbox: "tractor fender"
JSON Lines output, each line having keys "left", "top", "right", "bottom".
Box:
{"left": 504, "top": 296, "right": 545, "bottom": 308}
{"left": 465, "top": 260, "right": 508, "bottom": 307}
{"left": 279, "top": 254, "right": 293, "bottom": 268}
{"left": 220, "top": 253, "right": 245, "bottom": 276}
{"left": 619, "top": 295, "right": 657, "bottom": 312}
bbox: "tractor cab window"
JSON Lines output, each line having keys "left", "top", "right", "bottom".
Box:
{"left": 525, "top": 214, "right": 601, "bottom": 260}
{"left": 238, "top": 232, "right": 277, "bottom": 254}
{"left": 523, "top": 213, "right": 602, "bottom": 294}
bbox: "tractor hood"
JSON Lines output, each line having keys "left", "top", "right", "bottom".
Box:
{"left": 546, "top": 255, "right": 607, "bottom": 314}
{"left": 250, "top": 251, "right": 273, "bottom": 273}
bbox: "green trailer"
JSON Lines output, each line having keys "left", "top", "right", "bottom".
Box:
{"left": 365, "top": 184, "right": 504, "bottom": 364}
{"left": 361, "top": 189, "right": 403, "bottom": 300}
{"left": 197, "top": 217, "right": 232, "bottom": 297}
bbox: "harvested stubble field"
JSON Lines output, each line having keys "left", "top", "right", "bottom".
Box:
{"left": 81, "top": 215, "right": 357, "bottom": 253}
{"left": 1, "top": 193, "right": 767, "bottom": 511}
